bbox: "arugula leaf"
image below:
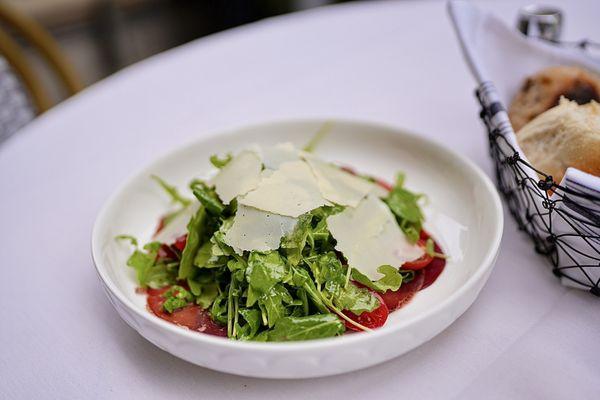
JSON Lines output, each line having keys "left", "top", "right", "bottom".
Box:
{"left": 258, "top": 284, "right": 293, "bottom": 327}
{"left": 126, "top": 242, "right": 177, "bottom": 289}
{"left": 211, "top": 219, "right": 236, "bottom": 255}
{"left": 115, "top": 234, "right": 138, "bottom": 247}
{"left": 227, "top": 258, "right": 247, "bottom": 273}
{"left": 295, "top": 288, "right": 309, "bottom": 316}
{"left": 306, "top": 205, "right": 344, "bottom": 249}
{"left": 194, "top": 241, "right": 228, "bottom": 269}
{"left": 162, "top": 285, "right": 193, "bottom": 313}
{"left": 227, "top": 275, "right": 241, "bottom": 337}
{"left": 190, "top": 180, "right": 225, "bottom": 216}
{"left": 196, "top": 283, "right": 219, "bottom": 308}
{"left": 246, "top": 251, "right": 289, "bottom": 295}
{"left": 178, "top": 206, "right": 208, "bottom": 280}
{"left": 187, "top": 269, "right": 221, "bottom": 308}
{"left": 280, "top": 214, "right": 312, "bottom": 266}
{"left": 210, "top": 153, "right": 232, "bottom": 169}
{"left": 151, "top": 175, "right": 191, "bottom": 207}
{"left": 210, "top": 291, "right": 228, "bottom": 325}
{"left": 386, "top": 187, "right": 423, "bottom": 223}
{"left": 236, "top": 308, "right": 261, "bottom": 339}
{"left": 385, "top": 172, "right": 424, "bottom": 243}
{"left": 351, "top": 265, "right": 403, "bottom": 293}
{"left": 332, "top": 283, "right": 379, "bottom": 314}
{"left": 290, "top": 266, "right": 329, "bottom": 313}
{"left": 425, "top": 238, "right": 447, "bottom": 259}
{"left": 267, "top": 314, "right": 344, "bottom": 342}
{"left": 308, "top": 252, "right": 346, "bottom": 288}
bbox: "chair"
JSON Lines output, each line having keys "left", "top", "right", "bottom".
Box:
{"left": 0, "top": 2, "right": 82, "bottom": 142}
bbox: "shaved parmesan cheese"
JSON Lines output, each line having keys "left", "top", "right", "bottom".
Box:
{"left": 212, "top": 150, "right": 262, "bottom": 204}
{"left": 327, "top": 195, "right": 423, "bottom": 280}
{"left": 240, "top": 160, "right": 329, "bottom": 217}
{"left": 370, "top": 183, "right": 390, "bottom": 198}
{"left": 154, "top": 202, "right": 200, "bottom": 244}
{"left": 261, "top": 143, "right": 299, "bottom": 170}
{"left": 305, "top": 156, "right": 375, "bottom": 207}
{"left": 224, "top": 205, "right": 297, "bottom": 254}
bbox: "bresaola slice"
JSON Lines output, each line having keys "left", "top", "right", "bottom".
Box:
{"left": 380, "top": 272, "right": 425, "bottom": 311}
{"left": 147, "top": 286, "right": 227, "bottom": 337}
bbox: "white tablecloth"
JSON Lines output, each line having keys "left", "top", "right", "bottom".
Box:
{"left": 1, "top": 0, "right": 598, "bottom": 398}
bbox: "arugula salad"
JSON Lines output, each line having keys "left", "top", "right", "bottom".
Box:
{"left": 118, "top": 142, "right": 446, "bottom": 342}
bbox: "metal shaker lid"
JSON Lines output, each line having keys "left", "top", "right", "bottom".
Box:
{"left": 517, "top": 4, "right": 563, "bottom": 42}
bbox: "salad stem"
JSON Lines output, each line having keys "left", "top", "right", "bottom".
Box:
{"left": 303, "top": 121, "right": 332, "bottom": 153}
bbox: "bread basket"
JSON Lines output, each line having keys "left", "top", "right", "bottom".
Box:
{"left": 449, "top": 1, "right": 600, "bottom": 294}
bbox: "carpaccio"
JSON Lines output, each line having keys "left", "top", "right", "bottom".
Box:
{"left": 143, "top": 176, "right": 446, "bottom": 338}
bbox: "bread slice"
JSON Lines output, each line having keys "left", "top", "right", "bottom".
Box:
{"left": 509, "top": 66, "right": 600, "bottom": 132}
{"left": 517, "top": 98, "right": 600, "bottom": 184}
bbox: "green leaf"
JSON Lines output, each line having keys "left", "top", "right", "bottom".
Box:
{"left": 210, "top": 291, "right": 228, "bottom": 325}
{"left": 425, "top": 238, "right": 434, "bottom": 256}
{"left": 188, "top": 270, "right": 221, "bottom": 308}
{"left": 290, "top": 266, "right": 329, "bottom": 313}
{"left": 306, "top": 205, "right": 344, "bottom": 249}
{"left": 227, "top": 258, "right": 247, "bottom": 273}
{"left": 386, "top": 187, "right": 423, "bottom": 223}
{"left": 308, "top": 252, "right": 346, "bottom": 288}
{"left": 308, "top": 218, "right": 330, "bottom": 245}
{"left": 258, "top": 285, "right": 293, "bottom": 327}
{"left": 351, "top": 265, "right": 403, "bottom": 293}
{"left": 125, "top": 242, "right": 177, "bottom": 289}
{"left": 194, "top": 241, "right": 228, "bottom": 269}
{"left": 162, "top": 285, "right": 193, "bottom": 313}
{"left": 332, "top": 282, "right": 379, "bottom": 314}
{"left": 210, "top": 219, "right": 236, "bottom": 256}
{"left": 196, "top": 283, "right": 219, "bottom": 308}
{"left": 115, "top": 234, "right": 138, "bottom": 247}
{"left": 190, "top": 180, "right": 225, "bottom": 215}
{"left": 178, "top": 206, "right": 208, "bottom": 280}
{"left": 401, "top": 222, "right": 421, "bottom": 243}
{"left": 151, "top": 175, "right": 191, "bottom": 207}
{"left": 424, "top": 238, "right": 447, "bottom": 259}
{"left": 267, "top": 314, "right": 344, "bottom": 342}
{"left": 210, "top": 153, "right": 232, "bottom": 169}
{"left": 385, "top": 172, "right": 424, "bottom": 244}
{"left": 395, "top": 172, "right": 406, "bottom": 187}
{"left": 237, "top": 308, "right": 261, "bottom": 339}
{"left": 280, "top": 213, "right": 312, "bottom": 266}
{"left": 246, "top": 251, "right": 289, "bottom": 295}
{"left": 295, "top": 288, "right": 309, "bottom": 316}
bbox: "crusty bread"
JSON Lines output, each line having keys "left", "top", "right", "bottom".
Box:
{"left": 509, "top": 66, "right": 600, "bottom": 132}
{"left": 517, "top": 98, "right": 600, "bottom": 184}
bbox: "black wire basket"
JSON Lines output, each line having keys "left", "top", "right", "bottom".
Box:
{"left": 476, "top": 81, "right": 600, "bottom": 296}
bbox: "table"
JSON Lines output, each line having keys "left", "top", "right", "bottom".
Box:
{"left": 1, "top": 0, "right": 598, "bottom": 398}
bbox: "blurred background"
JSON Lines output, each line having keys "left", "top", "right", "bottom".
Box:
{"left": 0, "top": 0, "right": 355, "bottom": 140}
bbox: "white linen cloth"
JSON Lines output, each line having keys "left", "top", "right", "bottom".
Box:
{"left": 0, "top": 0, "right": 598, "bottom": 399}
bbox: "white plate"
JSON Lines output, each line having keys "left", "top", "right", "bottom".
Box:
{"left": 92, "top": 119, "right": 503, "bottom": 379}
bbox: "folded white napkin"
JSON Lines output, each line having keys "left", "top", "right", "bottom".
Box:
{"left": 448, "top": 0, "right": 600, "bottom": 292}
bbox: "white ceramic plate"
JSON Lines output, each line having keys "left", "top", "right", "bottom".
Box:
{"left": 92, "top": 119, "right": 503, "bottom": 379}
